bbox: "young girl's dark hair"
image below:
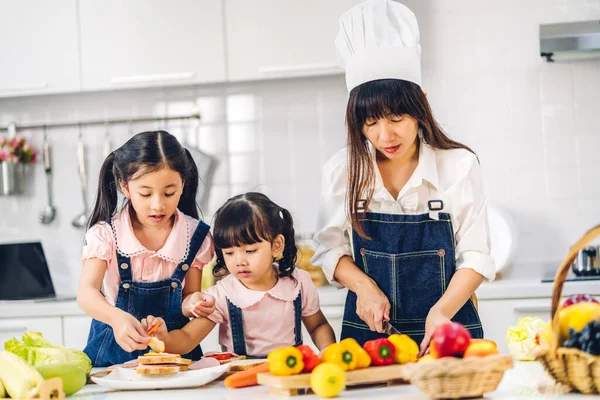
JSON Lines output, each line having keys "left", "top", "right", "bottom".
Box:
{"left": 346, "top": 79, "right": 475, "bottom": 239}
{"left": 88, "top": 130, "right": 200, "bottom": 229}
{"left": 212, "top": 192, "right": 297, "bottom": 280}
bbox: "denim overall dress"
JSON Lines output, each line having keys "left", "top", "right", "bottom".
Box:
{"left": 340, "top": 202, "right": 483, "bottom": 346}
{"left": 225, "top": 292, "right": 303, "bottom": 358}
{"left": 84, "top": 221, "right": 210, "bottom": 367}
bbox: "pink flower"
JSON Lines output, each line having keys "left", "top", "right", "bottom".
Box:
{"left": 30, "top": 150, "right": 37, "bottom": 163}
{"left": 7, "top": 154, "right": 18, "bottom": 163}
{"left": 23, "top": 144, "right": 31, "bottom": 152}
{"left": 0, "top": 150, "right": 6, "bottom": 162}
{"left": 9, "top": 137, "right": 20, "bottom": 148}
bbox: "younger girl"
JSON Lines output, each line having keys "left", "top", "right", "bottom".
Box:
{"left": 143, "top": 192, "right": 336, "bottom": 357}
{"left": 78, "top": 130, "right": 215, "bottom": 367}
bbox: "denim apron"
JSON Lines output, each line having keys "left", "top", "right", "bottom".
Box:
{"left": 340, "top": 202, "right": 483, "bottom": 346}
{"left": 84, "top": 221, "right": 210, "bottom": 367}
{"left": 226, "top": 292, "right": 303, "bottom": 359}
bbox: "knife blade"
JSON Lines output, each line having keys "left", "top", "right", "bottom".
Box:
{"left": 383, "top": 320, "right": 401, "bottom": 335}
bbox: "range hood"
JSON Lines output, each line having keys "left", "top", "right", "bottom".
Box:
{"left": 540, "top": 20, "right": 600, "bottom": 62}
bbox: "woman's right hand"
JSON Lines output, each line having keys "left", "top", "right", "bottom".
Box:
{"left": 355, "top": 279, "right": 391, "bottom": 333}
{"left": 111, "top": 311, "right": 151, "bottom": 352}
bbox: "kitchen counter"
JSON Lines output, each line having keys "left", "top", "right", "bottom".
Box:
{"left": 73, "top": 362, "right": 590, "bottom": 399}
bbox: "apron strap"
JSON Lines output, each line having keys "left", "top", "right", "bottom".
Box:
{"left": 171, "top": 221, "right": 211, "bottom": 282}
{"left": 226, "top": 298, "right": 247, "bottom": 356}
{"left": 293, "top": 291, "right": 303, "bottom": 346}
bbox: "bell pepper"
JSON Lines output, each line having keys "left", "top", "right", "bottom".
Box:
{"left": 268, "top": 347, "right": 304, "bottom": 376}
{"left": 296, "top": 345, "right": 321, "bottom": 373}
{"left": 387, "top": 334, "right": 419, "bottom": 364}
{"left": 363, "top": 338, "right": 395, "bottom": 366}
{"left": 321, "top": 342, "right": 357, "bottom": 371}
{"left": 340, "top": 338, "right": 371, "bottom": 369}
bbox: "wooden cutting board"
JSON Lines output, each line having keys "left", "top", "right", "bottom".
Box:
{"left": 257, "top": 364, "right": 410, "bottom": 396}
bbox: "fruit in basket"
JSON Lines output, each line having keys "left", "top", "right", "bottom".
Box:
{"left": 310, "top": 363, "right": 345, "bottom": 398}
{"left": 561, "top": 294, "right": 599, "bottom": 309}
{"left": 417, "top": 354, "right": 435, "bottom": 363}
{"left": 430, "top": 322, "right": 471, "bottom": 358}
{"left": 563, "top": 320, "right": 600, "bottom": 355}
{"left": 387, "top": 334, "right": 419, "bottom": 364}
{"left": 463, "top": 339, "right": 499, "bottom": 358}
{"left": 558, "top": 302, "right": 600, "bottom": 339}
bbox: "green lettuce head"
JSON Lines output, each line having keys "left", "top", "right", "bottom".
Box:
{"left": 506, "top": 317, "right": 548, "bottom": 361}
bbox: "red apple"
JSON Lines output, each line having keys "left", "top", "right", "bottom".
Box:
{"left": 430, "top": 322, "right": 471, "bottom": 358}
{"left": 561, "top": 294, "right": 599, "bottom": 309}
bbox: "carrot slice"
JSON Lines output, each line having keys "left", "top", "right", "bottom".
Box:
{"left": 224, "top": 362, "right": 269, "bottom": 388}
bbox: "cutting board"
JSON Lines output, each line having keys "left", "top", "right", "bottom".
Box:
{"left": 257, "top": 364, "right": 410, "bottom": 396}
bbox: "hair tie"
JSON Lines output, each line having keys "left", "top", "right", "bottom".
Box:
{"left": 278, "top": 209, "right": 284, "bottom": 219}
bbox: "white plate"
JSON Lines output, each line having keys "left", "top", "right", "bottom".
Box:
{"left": 91, "top": 363, "right": 229, "bottom": 390}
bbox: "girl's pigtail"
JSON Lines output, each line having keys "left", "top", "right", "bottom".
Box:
{"left": 178, "top": 148, "right": 200, "bottom": 220}
{"left": 88, "top": 152, "right": 118, "bottom": 229}
{"left": 277, "top": 207, "right": 297, "bottom": 281}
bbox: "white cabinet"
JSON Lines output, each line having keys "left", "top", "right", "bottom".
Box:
{"left": 0, "top": 0, "right": 80, "bottom": 97}
{"left": 78, "top": 0, "right": 226, "bottom": 91}
{"left": 224, "top": 0, "right": 361, "bottom": 82}
{"left": 0, "top": 317, "right": 63, "bottom": 347}
{"left": 62, "top": 316, "right": 92, "bottom": 351}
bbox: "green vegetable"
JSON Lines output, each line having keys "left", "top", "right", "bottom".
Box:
{"left": 0, "top": 377, "right": 6, "bottom": 398}
{"left": 506, "top": 317, "right": 548, "bottom": 361}
{"left": 35, "top": 363, "right": 87, "bottom": 396}
{"left": 0, "top": 351, "right": 43, "bottom": 399}
{"left": 4, "top": 331, "right": 92, "bottom": 375}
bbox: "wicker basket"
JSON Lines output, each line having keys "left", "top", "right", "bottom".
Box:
{"left": 404, "top": 354, "right": 513, "bottom": 399}
{"left": 536, "top": 225, "right": 600, "bottom": 394}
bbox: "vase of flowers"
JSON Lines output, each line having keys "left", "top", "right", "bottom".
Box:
{"left": 0, "top": 136, "right": 37, "bottom": 196}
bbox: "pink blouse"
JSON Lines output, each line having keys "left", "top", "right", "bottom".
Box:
{"left": 81, "top": 205, "right": 214, "bottom": 306}
{"left": 204, "top": 268, "right": 320, "bottom": 357}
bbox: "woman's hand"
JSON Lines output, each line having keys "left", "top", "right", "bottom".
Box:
{"left": 111, "top": 311, "right": 151, "bottom": 352}
{"left": 355, "top": 280, "right": 391, "bottom": 333}
{"left": 182, "top": 292, "right": 216, "bottom": 318}
{"left": 419, "top": 307, "right": 451, "bottom": 356}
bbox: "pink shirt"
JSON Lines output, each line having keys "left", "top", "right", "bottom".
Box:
{"left": 205, "top": 269, "right": 320, "bottom": 357}
{"left": 81, "top": 205, "right": 214, "bottom": 306}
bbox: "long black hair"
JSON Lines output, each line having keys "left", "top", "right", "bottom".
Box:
{"left": 88, "top": 130, "right": 200, "bottom": 229}
{"left": 346, "top": 79, "right": 475, "bottom": 239}
{"left": 212, "top": 192, "right": 297, "bottom": 281}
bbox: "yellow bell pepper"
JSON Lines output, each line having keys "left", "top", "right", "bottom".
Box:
{"left": 387, "top": 334, "right": 419, "bottom": 364}
{"left": 321, "top": 342, "right": 358, "bottom": 371}
{"left": 340, "top": 338, "right": 371, "bottom": 369}
{"left": 268, "top": 347, "right": 304, "bottom": 376}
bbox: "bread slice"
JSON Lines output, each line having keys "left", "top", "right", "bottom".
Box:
{"left": 136, "top": 364, "right": 189, "bottom": 375}
{"left": 138, "top": 354, "right": 192, "bottom": 365}
{"left": 228, "top": 359, "right": 267, "bottom": 372}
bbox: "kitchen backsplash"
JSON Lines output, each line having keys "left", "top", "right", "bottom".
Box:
{"left": 0, "top": 0, "right": 599, "bottom": 295}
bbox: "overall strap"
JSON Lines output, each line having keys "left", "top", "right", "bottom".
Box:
{"left": 226, "top": 298, "right": 247, "bottom": 356}
{"left": 111, "top": 220, "right": 133, "bottom": 282}
{"left": 293, "top": 291, "right": 303, "bottom": 346}
{"left": 171, "top": 221, "right": 211, "bottom": 282}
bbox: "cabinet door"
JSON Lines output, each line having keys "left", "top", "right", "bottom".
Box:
{"left": 62, "top": 316, "right": 92, "bottom": 351}
{"left": 0, "top": 0, "right": 80, "bottom": 97}
{"left": 78, "top": 0, "right": 226, "bottom": 90}
{"left": 0, "top": 317, "right": 63, "bottom": 346}
{"left": 225, "top": 0, "right": 362, "bottom": 81}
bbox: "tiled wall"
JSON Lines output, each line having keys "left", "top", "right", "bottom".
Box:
{"left": 1, "top": 0, "right": 599, "bottom": 295}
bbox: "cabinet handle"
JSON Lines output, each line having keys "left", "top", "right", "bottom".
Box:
{"left": 258, "top": 63, "right": 341, "bottom": 75}
{"left": 514, "top": 304, "right": 551, "bottom": 313}
{"left": 111, "top": 72, "right": 196, "bottom": 85}
{"left": 0, "top": 82, "right": 48, "bottom": 93}
{"left": 0, "top": 325, "right": 27, "bottom": 333}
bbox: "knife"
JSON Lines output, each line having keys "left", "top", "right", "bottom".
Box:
{"left": 383, "top": 320, "right": 401, "bottom": 335}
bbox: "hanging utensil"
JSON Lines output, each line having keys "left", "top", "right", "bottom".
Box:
{"left": 72, "top": 125, "right": 88, "bottom": 228}
{"left": 38, "top": 127, "right": 56, "bottom": 224}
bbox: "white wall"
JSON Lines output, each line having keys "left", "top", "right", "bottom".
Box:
{"left": 0, "top": 0, "right": 599, "bottom": 295}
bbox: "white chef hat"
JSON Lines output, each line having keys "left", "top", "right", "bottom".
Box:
{"left": 335, "top": 0, "right": 422, "bottom": 93}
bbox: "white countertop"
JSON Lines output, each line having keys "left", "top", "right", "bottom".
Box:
{"left": 73, "top": 362, "right": 591, "bottom": 399}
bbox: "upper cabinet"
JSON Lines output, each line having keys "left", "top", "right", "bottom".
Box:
{"left": 224, "top": 0, "right": 361, "bottom": 82}
{"left": 78, "top": 0, "right": 226, "bottom": 91}
{"left": 0, "top": 0, "right": 80, "bottom": 97}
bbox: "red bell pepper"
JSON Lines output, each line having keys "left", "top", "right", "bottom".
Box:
{"left": 296, "top": 345, "right": 320, "bottom": 372}
{"left": 363, "top": 338, "right": 396, "bottom": 366}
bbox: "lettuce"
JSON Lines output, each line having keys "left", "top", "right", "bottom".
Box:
{"left": 4, "top": 332, "right": 91, "bottom": 375}
{"left": 506, "top": 317, "right": 548, "bottom": 361}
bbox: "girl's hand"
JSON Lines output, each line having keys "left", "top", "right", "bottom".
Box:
{"left": 111, "top": 312, "right": 151, "bottom": 352}
{"left": 419, "top": 307, "right": 451, "bottom": 356}
{"left": 183, "top": 292, "right": 216, "bottom": 318}
{"left": 355, "top": 280, "right": 391, "bottom": 333}
{"left": 141, "top": 315, "right": 168, "bottom": 340}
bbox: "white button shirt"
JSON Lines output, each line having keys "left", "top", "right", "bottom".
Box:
{"left": 311, "top": 141, "right": 496, "bottom": 288}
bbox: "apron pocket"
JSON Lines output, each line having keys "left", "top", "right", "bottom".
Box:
{"left": 360, "top": 249, "right": 395, "bottom": 306}
{"left": 128, "top": 285, "right": 171, "bottom": 319}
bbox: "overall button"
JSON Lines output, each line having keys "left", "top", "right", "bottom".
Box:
{"left": 438, "top": 249, "right": 446, "bottom": 257}
{"left": 171, "top": 282, "right": 178, "bottom": 289}
{"left": 181, "top": 264, "right": 189, "bottom": 271}
{"left": 360, "top": 248, "right": 366, "bottom": 256}
{"left": 120, "top": 263, "right": 129, "bottom": 270}
{"left": 122, "top": 283, "right": 130, "bottom": 289}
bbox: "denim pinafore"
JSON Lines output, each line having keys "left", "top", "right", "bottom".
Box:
{"left": 341, "top": 201, "right": 483, "bottom": 346}
{"left": 84, "top": 221, "right": 210, "bottom": 367}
